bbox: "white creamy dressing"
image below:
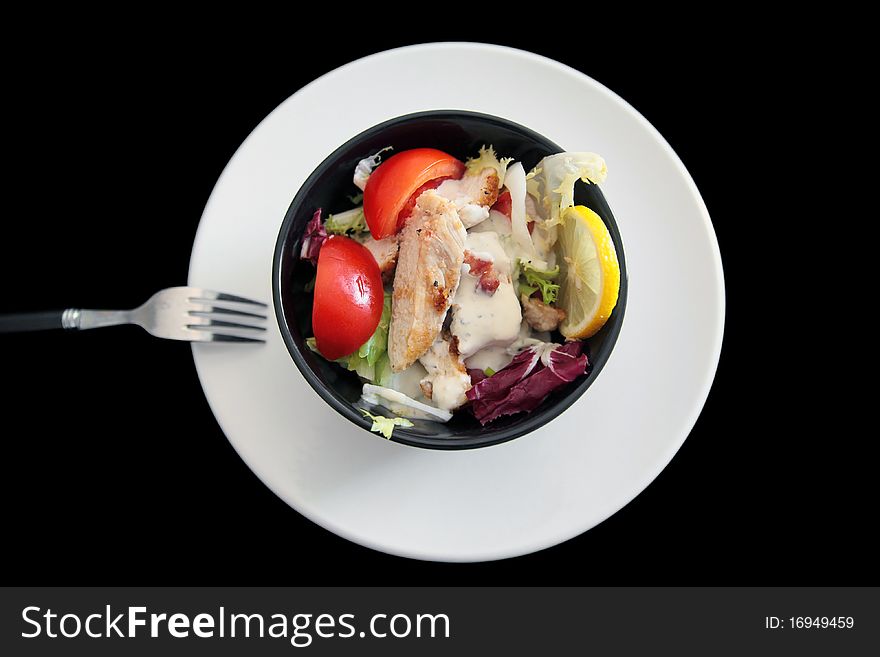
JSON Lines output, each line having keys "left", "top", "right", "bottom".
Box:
{"left": 470, "top": 209, "right": 513, "bottom": 236}
{"left": 387, "top": 362, "right": 428, "bottom": 400}
{"left": 450, "top": 231, "right": 522, "bottom": 358}
{"left": 435, "top": 177, "right": 491, "bottom": 228}
{"left": 464, "top": 320, "right": 553, "bottom": 373}
{"left": 465, "top": 249, "right": 494, "bottom": 263}
{"left": 507, "top": 319, "right": 552, "bottom": 354}
{"left": 418, "top": 339, "right": 472, "bottom": 411}
{"left": 457, "top": 203, "right": 490, "bottom": 227}
{"left": 465, "top": 344, "right": 513, "bottom": 373}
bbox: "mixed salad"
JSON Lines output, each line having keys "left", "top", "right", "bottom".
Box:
{"left": 300, "top": 145, "right": 620, "bottom": 437}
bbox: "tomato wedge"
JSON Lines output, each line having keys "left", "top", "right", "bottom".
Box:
{"left": 491, "top": 189, "right": 512, "bottom": 217}
{"left": 491, "top": 189, "right": 534, "bottom": 233}
{"left": 363, "top": 148, "right": 465, "bottom": 239}
{"left": 312, "top": 236, "right": 383, "bottom": 360}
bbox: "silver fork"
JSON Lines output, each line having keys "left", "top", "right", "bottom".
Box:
{"left": 0, "top": 286, "right": 267, "bottom": 343}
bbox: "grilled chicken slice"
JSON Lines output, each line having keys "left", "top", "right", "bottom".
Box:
{"left": 419, "top": 334, "right": 472, "bottom": 411}
{"left": 355, "top": 233, "right": 400, "bottom": 282}
{"left": 388, "top": 191, "right": 467, "bottom": 372}
{"left": 435, "top": 168, "right": 500, "bottom": 228}
{"left": 521, "top": 293, "right": 566, "bottom": 332}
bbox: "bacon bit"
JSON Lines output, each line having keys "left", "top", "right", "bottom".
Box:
{"left": 480, "top": 277, "right": 500, "bottom": 293}
{"left": 463, "top": 250, "right": 501, "bottom": 296}
{"left": 463, "top": 251, "right": 493, "bottom": 276}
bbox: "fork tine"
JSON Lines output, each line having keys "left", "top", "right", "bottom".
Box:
{"left": 187, "top": 319, "right": 267, "bottom": 332}
{"left": 213, "top": 292, "right": 267, "bottom": 306}
{"left": 190, "top": 307, "right": 267, "bottom": 320}
{"left": 208, "top": 333, "right": 265, "bottom": 343}
{"left": 190, "top": 290, "right": 267, "bottom": 307}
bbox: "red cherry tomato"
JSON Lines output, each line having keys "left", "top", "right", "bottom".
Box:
{"left": 363, "top": 148, "right": 465, "bottom": 239}
{"left": 395, "top": 177, "right": 448, "bottom": 225}
{"left": 491, "top": 189, "right": 512, "bottom": 217}
{"left": 491, "top": 189, "right": 534, "bottom": 233}
{"left": 312, "top": 236, "right": 383, "bottom": 360}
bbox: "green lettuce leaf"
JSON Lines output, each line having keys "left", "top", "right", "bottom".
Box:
{"left": 359, "top": 409, "right": 414, "bottom": 439}
{"left": 373, "top": 353, "right": 394, "bottom": 388}
{"left": 306, "top": 290, "right": 392, "bottom": 383}
{"left": 325, "top": 207, "right": 367, "bottom": 235}
{"left": 520, "top": 260, "right": 560, "bottom": 304}
{"left": 357, "top": 291, "right": 391, "bottom": 366}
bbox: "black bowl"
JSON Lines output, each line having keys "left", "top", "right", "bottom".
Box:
{"left": 273, "top": 110, "right": 627, "bottom": 450}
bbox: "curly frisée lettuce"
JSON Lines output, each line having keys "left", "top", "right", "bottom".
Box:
{"left": 359, "top": 409, "right": 414, "bottom": 438}
{"left": 325, "top": 207, "right": 367, "bottom": 235}
{"left": 466, "top": 145, "right": 513, "bottom": 188}
{"left": 527, "top": 152, "right": 607, "bottom": 227}
{"left": 519, "top": 260, "right": 560, "bottom": 304}
{"left": 306, "top": 291, "right": 393, "bottom": 386}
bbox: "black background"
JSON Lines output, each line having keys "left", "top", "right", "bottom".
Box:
{"left": 1, "top": 24, "right": 863, "bottom": 584}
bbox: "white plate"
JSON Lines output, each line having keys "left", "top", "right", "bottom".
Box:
{"left": 188, "top": 43, "right": 724, "bottom": 562}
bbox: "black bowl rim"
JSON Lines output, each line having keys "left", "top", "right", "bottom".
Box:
{"left": 272, "top": 109, "right": 628, "bottom": 450}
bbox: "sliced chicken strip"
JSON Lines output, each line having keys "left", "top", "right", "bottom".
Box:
{"left": 419, "top": 334, "right": 472, "bottom": 411}
{"left": 435, "top": 168, "right": 500, "bottom": 228}
{"left": 521, "top": 293, "right": 566, "bottom": 332}
{"left": 388, "top": 191, "right": 467, "bottom": 372}
{"left": 354, "top": 232, "right": 400, "bottom": 282}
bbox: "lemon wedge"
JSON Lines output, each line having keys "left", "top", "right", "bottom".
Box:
{"left": 557, "top": 205, "right": 621, "bottom": 339}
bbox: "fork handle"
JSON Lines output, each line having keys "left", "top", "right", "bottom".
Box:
{"left": 0, "top": 310, "right": 68, "bottom": 333}
{"left": 0, "top": 308, "right": 138, "bottom": 334}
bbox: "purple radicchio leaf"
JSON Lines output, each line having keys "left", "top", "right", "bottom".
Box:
{"left": 465, "top": 346, "right": 544, "bottom": 403}
{"left": 545, "top": 340, "right": 589, "bottom": 380}
{"left": 467, "top": 368, "right": 488, "bottom": 386}
{"left": 469, "top": 341, "right": 589, "bottom": 425}
{"left": 299, "top": 209, "right": 327, "bottom": 266}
